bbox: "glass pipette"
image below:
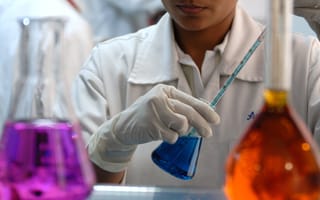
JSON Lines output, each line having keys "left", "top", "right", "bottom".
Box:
{"left": 188, "top": 28, "right": 266, "bottom": 136}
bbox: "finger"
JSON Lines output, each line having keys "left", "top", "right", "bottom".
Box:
{"left": 126, "top": 125, "right": 179, "bottom": 144}
{"left": 156, "top": 102, "right": 190, "bottom": 135}
{"left": 150, "top": 119, "right": 181, "bottom": 144}
{"left": 151, "top": 95, "right": 189, "bottom": 142}
{"left": 164, "top": 86, "right": 220, "bottom": 124}
{"left": 160, "top": 128, "right": 180, "bottom": 144}
{"left": 167, "top": 98, "right": 214, "bottom": 138}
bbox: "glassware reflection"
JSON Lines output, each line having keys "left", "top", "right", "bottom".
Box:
{"left": 0, "top": 17, "right": 95, "bottom": 200}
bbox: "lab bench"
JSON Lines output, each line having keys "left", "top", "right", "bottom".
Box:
{"left": 87, "top": 184, "right": 227, "bottom": 200}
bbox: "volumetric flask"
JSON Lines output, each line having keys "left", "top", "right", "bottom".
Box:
{"left": 0, "top": 17, "right": 95, "bottom": 200}
{"left": 224, "top": 0, "right": 320, "bottom": 199}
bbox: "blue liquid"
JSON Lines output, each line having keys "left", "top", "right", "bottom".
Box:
{"left": 151, "top": 136, "right": 202, "bottom": 180}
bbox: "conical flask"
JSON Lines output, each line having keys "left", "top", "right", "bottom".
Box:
{"left": 151, "top": 128, "right": 202, "bottom": 180}
{"left": 0, "top": 17, "right": 95, "bottom": 200}
{"left": 224, "top": 0, "right": 320, "bottom": 200}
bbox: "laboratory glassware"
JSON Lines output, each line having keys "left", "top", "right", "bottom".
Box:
{"left": 0, "top": 17, "right": 95, "bottom": 200}
{"left": 224, "top": 0, "right": 320, "bottom": 200}
{"left": 151, "top": 28, "right": 266, "bottom": 180}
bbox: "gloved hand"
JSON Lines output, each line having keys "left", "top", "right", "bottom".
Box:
{"left": 88, "top": 84, "right": 220, "bottom": 172}
{"left": 294, "top": 0, "right": 320, "bottom": 38}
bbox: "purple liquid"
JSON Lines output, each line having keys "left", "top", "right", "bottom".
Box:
{"left": 0, "top": 119, "right": 94, "bottom": 200}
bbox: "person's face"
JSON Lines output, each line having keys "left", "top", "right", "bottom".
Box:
{"left": 161, "top": 0, "right": 237, "bottom": 32}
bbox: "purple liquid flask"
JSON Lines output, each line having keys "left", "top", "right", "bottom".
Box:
{"left": 0, "top": 17, "right": 95, "bottom": 199}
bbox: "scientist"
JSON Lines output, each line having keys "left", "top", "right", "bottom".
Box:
{"left": 73, "top": 0, "right": 320, "bottom": 188}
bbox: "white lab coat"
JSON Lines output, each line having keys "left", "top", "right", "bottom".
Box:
{"left": 73, "top": 6, "right": 320, "bottom": 188}
{"left": 74, "top": 0, "right": 164, "bottom": 43}
{"left": 0, "top": 0, "right": 94, "bottom": 131}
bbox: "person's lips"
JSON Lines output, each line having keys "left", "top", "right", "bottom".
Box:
{"left": 176, "top": 3, "right": 206, "bottom": 14}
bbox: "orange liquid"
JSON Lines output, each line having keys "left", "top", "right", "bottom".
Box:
{"left": 224, "top": 91, "right": 320, "bottom": 200}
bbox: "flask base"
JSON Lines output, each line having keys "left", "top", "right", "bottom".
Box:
{"left": 151, "top": 136, "right": 202, "bottom": 180}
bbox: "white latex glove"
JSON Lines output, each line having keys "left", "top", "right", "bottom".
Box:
{"left": 88, "top": 84, "right": 220, "bottom": 172}
{"left": 294, "top": 0, "right": 320, "bottom": 38}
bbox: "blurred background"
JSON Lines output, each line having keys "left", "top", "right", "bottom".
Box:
{"left": 239, "top": 0, "right": 317, "bottom": 37}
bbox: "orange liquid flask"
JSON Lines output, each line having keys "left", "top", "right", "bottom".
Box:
{"left": 224, "top": 0, "right": 320, "bottom": 200}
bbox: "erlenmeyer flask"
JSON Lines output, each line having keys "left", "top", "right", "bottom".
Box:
{"left": 224, "top": 0, "right": 320, "bottom": 199}
{"left": 0, "top": 17, "right": 95, "bottom": 200}
{"left": 151, "top": 129, "right": 202, "bottom": 180}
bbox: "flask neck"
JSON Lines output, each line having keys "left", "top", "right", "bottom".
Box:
{"left": 7, "top": 17, "right": 76, "bottom": 122}
{"left": 263, "top": 89, "right": 288, "bottom": 111}
{"left": 265, "top": 0, "right": 293, "bottom": 91}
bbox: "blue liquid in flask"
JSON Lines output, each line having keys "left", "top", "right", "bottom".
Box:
{"left": 151, "top": 135, "right": 202, "bottom": 180}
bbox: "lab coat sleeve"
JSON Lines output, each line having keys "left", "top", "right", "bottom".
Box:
{"left": 72, "top": 46, "right": 107, "bottom": 144}
{"left": 307, "top": 38, "right": 320, "bottom": 145}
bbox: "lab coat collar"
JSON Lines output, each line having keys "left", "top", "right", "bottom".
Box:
{"left": 219, "top": 6, "right": 265, "bottom": 82}
{"left": 128, "top": 13, "right": 180, "bottom": 84}
{"left": 128, "top": 6, "right": 265, "bottom": 85}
